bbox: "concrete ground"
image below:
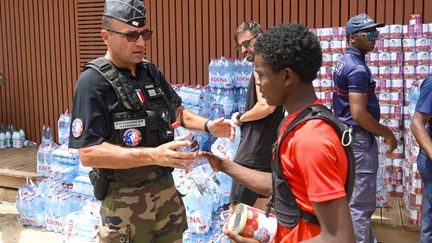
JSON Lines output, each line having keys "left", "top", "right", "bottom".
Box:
{"left": 373, "top": 224, "right": 419, "bottom": 243}
{"left": 0, "top": 187, "right": 421, "bottom": 243}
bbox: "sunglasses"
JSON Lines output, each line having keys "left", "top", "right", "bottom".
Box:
{"left": 236, "top": 33, "right": 261, "bottom": 51}
{"left": 106, "top": 29, "right": 153, "bottom": 42}
{"left": 358, "top": 31, "right": 380, "bottom": 40}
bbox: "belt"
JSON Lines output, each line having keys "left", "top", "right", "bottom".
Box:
{"left": 108, "top": 172, "right": 170, "bottom": 190}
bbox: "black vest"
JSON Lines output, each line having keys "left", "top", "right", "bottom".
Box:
{"left": 84, "top": 58, "right": 176, "bottom": 183}
{"left": 268, "top": 104, "right": 355, "bottom": 228}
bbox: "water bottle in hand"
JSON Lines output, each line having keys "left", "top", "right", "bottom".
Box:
{"left": 172, "top": 122, "right": 220, "bottom": 195}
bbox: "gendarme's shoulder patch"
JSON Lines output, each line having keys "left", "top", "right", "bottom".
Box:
{"left": 123, "top": 128, "right": 142, "bottom": 146}
{"left": 72, "top": 118, "right": 84, "bottom": 138}
{"left": 334, "top": 61, "right": 345, "bottom": 75}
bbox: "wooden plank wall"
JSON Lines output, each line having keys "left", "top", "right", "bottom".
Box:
{"left": 0, "top": 0, "right": 431, "bottom": 143}
{"left": 0, "top": 0, "right": 78, "bottom": 144}
{"left": 144, "top": 0, "right": 432, "bottom": 87}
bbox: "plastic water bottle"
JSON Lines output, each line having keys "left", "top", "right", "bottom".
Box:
{"left": 5, "top": 130, "right": 11, "bottom": 148}
{"left": 12, "top": 130, "right": 23, "bottom": 148}
{"left": 237, "top": 87, "right": 248, "bottom": 113}
{"left": 409, "top": 83, "right": 421, "bottom": 118}
{"left": 42, "top": 125, "right": 54, "bottom": 144}
{"left": 208, "top": 58, "right": 217, "bottom": 88}
{"left": 58, "top": 111, "right": 71, "bottom": 146}
{"left": 172, "top": 122, "right": 220, "bottom": 195}
{"left": 0, "top": 131, "right": 5, "bottom": 149}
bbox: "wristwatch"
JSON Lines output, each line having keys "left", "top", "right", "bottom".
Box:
{"left": 236, "top": 112, "right": 244, "bottom": 125}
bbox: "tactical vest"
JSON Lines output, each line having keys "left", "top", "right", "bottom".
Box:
{"left": 267, "top": 104, "right": 355, "bottom": 228}
{"left": 84, "top": 57, "right": 177, "bottom": 184}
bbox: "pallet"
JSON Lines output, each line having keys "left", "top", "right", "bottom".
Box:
{"left": 372, "top": 196, "right": 420, "bottom": 232}
{"left": 0, "top": 147, "right": 38, "bottom": 189}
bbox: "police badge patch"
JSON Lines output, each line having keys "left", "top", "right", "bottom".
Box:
{"left": 123, "top": 128, "right": 142, "bottom": 146}
{"left": 72, "top": 118, "right": 84, "bottom": 138}
{"left": 334, "top": 61, "right": 345, "bottom": 75}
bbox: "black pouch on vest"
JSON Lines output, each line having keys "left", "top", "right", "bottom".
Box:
{"left": 89, "top": 170, "right": 109, "bottom": 200}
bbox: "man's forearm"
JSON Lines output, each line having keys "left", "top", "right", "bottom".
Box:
{"left": 354, "top": 112, "right": 393, "bottom": 137}
{"left": 180, "top": 107, "right": 208, "bottom": 132}
{"left": 220, "top": 158, "right": 272, "bottom": 196}
{"left": 411, "top": 118, "right": 432, "bottom": 159}
{"left": 240, "top": 102, "right": 275, "bottom": 123}
{"left": 79, "top": 142, "right": 157, "bottom": 169}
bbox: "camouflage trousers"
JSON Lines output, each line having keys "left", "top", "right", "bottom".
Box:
{"left": 99, "top": 173, "right": 187, "bottom": 243}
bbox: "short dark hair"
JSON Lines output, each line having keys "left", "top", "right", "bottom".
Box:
{"left": 254, "top": 23, "right": 322, "bottom": 83}
{"left": 234, "top": 21, "right": 262, "bottom": 43}
{"left": 102, "top": 16, "right": 114, "bottom": 30}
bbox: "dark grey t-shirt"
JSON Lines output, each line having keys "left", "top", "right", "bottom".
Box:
{"left": 234, "top": 75, "right": 284, "bottom": 170}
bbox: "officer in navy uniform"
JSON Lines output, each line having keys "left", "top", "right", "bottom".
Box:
{"left": 333, "top": 14, "right": 397, "bottom": 243}
{"left": 68, "top": 0, "right": 234, "bottom": 242}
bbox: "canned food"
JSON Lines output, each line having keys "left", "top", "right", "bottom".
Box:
{"left": 417, "top": 52, "right": 430, "bottom": 65}
{"left": 375, "top": 39, "right": 385, "bottom": 52}
{"left": 390, "top": 92, "right": 403, "bottom": 106}
{"left": 379, "top": 92, "right": 391, "bottom": 105}
{"left": 319, "top": 28, "right": 333, "bottom": 41}
{"left": 409, "top": 14, "right": 421, "bottom": 26}
{"left": 418, "top": 23, "right": 429, "bottom": 38}
{"left": 403, "top": 25, "right": 415, "bottom": 38}
{"left": 331, "top": 53, "right": 342, "bottom": 66}
{"left": 332, "top": 27, "right": 343, "bottom": 40}
{"left": 415, "top": 38, "right": 430, "bottom": 52}
{"left": 378, "top": 79, "right": 391, "bottom": 92}
{"left": 322, "top": 53, "right": 332, "bottom": 66}
{"left": 320, "top": 79, "right": 333, "bottom": 92}
{"left": 380, "top": 105, "right": 391, "bottom": 118}
{"left": 390, "top": 67, "right": 403, "bottom": 79}
{"left": 330, "top": 40, "right": 343, "bottom": 53}
{"left": 390, "top": 52, "right": 403, "bottom": 66}
{"left": 378, "top": 26, "right": 390, "bottom": 39}
{"left": 369, "top": 66, "right": 379, "bottom": 76}
{"left": 403, "top": 66, "right": 416, "bottom": 79}
{"left": 391, "top": 79, "right": 404, "bottom": 92}
{"left": 378, "top": 52, "right": 390, "bottom": 66}
{"left": 391, "top": 106, "right": 402, "bottom": 119}
{"left": 416, "top": 65, "right": 429, "bottom": 79}
{"left": 320, "top": 41, "right": 330, "bottom": 53}
{"left": 404, "top": 52, "right": 417, "bottom": 65}
{"left": 389, "top": 25, "right": 403, "bottom": 38}
{"left": 402, "top": 38, "right": 416, "bottom": 52}
{"left": 227, "top": 203, "right": 277, "bottom": 243}
{"left": 378, "top": 66, "right": 391, "bottom": 79}
{"left": 367, "top": 53, "right": 379, "bottom": 66}
{"left": 388, "top": 39, "right": 402, "bottom": 52}
{"left": 312, "top": 79, "right": 321, "bottom": 92}
{"left": 319, "top": 66, "right": 332, "bottom": 79}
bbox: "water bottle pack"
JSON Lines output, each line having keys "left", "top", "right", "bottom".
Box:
{"left": 50, "top": 145, "right": 80, "bottom": 183}
{"left": 45, "top": 192, "right": 86, "bottom": 233}
{"left": 62, "top": 201, "right": 101, "bottom": 243}
{"left": 72, "top": 175, "right": 94, "bottom": 196}
{"left": 37, "top": 142, "right": 59, "bottom": 177}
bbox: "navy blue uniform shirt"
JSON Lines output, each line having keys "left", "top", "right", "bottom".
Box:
{"left": 332, "top": 47, "right": 380, "bottom": 126}
{"left": 415, "top": 75, "right": 432, "bottom": 137}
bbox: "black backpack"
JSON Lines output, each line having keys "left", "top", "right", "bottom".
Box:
{"left": 267, "top": 104, "right": 355, "bottom": 227}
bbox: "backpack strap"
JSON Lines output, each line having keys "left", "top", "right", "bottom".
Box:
{"left": 267, "top": 104, "right": 355, "bottom": 226}
{"left": 84, "top": 57, "right": 144, "bottom": 111}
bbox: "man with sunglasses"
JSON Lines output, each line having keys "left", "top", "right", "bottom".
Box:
{"left": 332, "top": 13, "right": 397, "bottom": 243}
{"left": 69, "top": 0, "right": 234, "bottom": 242}
{"left": 230, "top": 21, "right": 284, "bottom": 212}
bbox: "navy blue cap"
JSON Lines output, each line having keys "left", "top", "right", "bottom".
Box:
{"left": 103, "top": 0, "right": 146, "bottom": 27}
{"left": 346, "top": 13, "right": 384, "bottom": 35}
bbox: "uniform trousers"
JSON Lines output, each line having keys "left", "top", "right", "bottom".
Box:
{"left": 349, "top": 127, "right": 378, "bottom": 243}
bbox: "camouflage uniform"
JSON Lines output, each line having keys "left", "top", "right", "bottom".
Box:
{"left": 99, "top": 173, "right": 187, "bottom": 243}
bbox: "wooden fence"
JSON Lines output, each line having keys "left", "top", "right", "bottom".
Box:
{"left": 1, "top": 0, "right": 431, "bottom": 142}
